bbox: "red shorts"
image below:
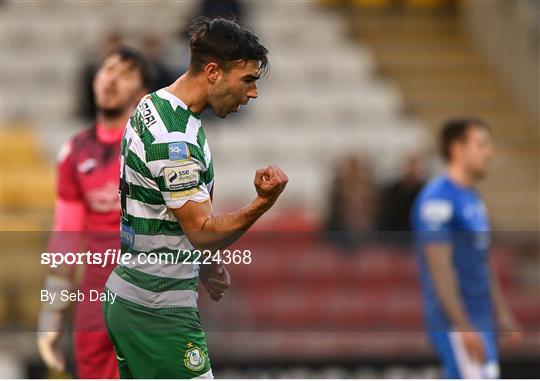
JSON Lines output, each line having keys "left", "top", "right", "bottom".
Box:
{"left": 74, "top": 331, "right": 119, "bottom": 379}
{"left": 73, "top": 285, "right": 118, "bottom": 379}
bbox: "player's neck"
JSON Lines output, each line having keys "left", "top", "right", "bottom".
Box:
{"left": 447, "top": 165, "right": 476, "bottom": 188}
{"left": 96, "top": 113, "right": 129, "bottom": 130}
{"left": 166, "top": 74, "right": 207, "bottom": 114}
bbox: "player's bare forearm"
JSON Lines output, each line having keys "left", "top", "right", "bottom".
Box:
{"left": 425, "top": 243, "right": 473, "bottom": 330}
{"left": 200, "top": 196, "right": 273, "bottom": 248}
{"left": 489, "top": 260, "right": 517, "bottom": 328}
{"left": 489, "top": 263, "right": 507, "bottom": 320}
{"left": 488, "top": 260, "right": 523, "bottom": 346}
{"left": 173, "top": 196, "right": 272, "bottom": 251}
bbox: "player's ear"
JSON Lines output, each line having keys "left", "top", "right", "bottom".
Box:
{"left": 452, "top": 140, "right": 465, "bottom": 161}
{"left": 204, "top": 62, "right": 222, "bottom": 84}
{"left": 92, "top": 74, "right": 99, "bottom": 95}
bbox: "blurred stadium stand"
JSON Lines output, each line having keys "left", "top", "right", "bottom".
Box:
{"left": 340, "top": 0, "right": 539, "bottom": 231}
{"left": 1, "top": 0, "right": 538, "bottom": 378}
{"left": 206, "top": 1, "right": 430, "bottom": 222}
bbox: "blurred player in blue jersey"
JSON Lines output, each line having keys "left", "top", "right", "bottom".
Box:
{"left": 411, "top": 117, "right": 522, "bottom": 378}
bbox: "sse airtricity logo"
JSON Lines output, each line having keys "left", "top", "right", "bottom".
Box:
{"left": 163, "top": 162, "right": 199, "bottom": 191}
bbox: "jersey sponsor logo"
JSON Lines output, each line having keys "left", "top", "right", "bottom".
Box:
{"left": 164, "top": 162, "right": 199, "bottom": 190}
{"left": 120, "top": 223, "right": 135, "bottom": 246}
{"left": 184, "top": 343, "right": 206, "bottom": 372}
{"left": 77, "top": 158, "right": 98, "bottom": 173}
{"left": 420, "top": 199, "right": 453, "bottom": 228}
{"left": 168, "top": 142, "right": 190, "bottom": 161}
{"left": 85, "top": 182, "right": 121, "bottom": 212}
{"left": 138, "top": 100, "right": 157, "bottom": 128}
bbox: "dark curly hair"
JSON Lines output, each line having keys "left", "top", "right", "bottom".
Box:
{"left": 187, "top": 16, "right": 269, "bottom": 76}
{"left": 101, "top": 46, "right": 155, "bottom": 90}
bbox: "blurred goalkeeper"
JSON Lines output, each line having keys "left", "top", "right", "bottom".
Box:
{"left": 411, "top": 117, "right": 522, "bottom": 378}
{"left": 37, "top": 47, "right": 231, "bottom": 378}
{"left": 103, "top": 17, "right": 287, "bottom": 379}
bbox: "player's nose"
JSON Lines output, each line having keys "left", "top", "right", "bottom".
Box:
{"left": 247, "top": 83, "right": 258, "bottom": 99}
{"left": 105, "top": 70, "right": 121, "bottom": 85}
{"left": 101, "top": 77, "right": 116, "bottom": 91}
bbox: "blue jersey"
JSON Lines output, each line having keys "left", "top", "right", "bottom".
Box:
{"left": 411, "top": 174, "right": 495, "bottom": 332}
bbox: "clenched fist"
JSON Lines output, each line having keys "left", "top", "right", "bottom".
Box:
{"left": 254, "top": 165, "right": 288, "bottom": 208}
{"left": 200, "top": 262, "right": 230, "bottom": 301}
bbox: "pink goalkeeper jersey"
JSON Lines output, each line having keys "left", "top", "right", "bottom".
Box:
{"left": 53, "top": 123, "right": 123, "bottom": 331}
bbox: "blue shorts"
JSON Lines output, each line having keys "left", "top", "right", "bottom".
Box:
{"left": 428, "top": 331, "right": 499, "bottom": 379}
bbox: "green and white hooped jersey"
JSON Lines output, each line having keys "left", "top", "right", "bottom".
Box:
{"left": 105, "top": 88, "right": 214, "bottom": 312}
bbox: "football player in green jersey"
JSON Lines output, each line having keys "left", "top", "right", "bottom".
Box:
{"left": 104, "top": 17, "right": 287, "bottom": 379}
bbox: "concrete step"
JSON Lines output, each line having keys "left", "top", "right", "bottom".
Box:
{"left": 348, "top": 10, "right": 459, "bottom": 33}
{"left": 346, "top": 8, "right": 539, "bottom": 229}
{"left": 417, "top": 110, "right": 535, "bottom": 134}
{"left": 374, "top": 48, "right": 485, "bottom": 69}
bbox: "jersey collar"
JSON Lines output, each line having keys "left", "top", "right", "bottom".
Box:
{"left": 156, "top": 88, "right": 201, "bottom": 119}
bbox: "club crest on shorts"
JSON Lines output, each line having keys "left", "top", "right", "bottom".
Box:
{"left": 184, "top": 344, "right": 205, "bottom": 372}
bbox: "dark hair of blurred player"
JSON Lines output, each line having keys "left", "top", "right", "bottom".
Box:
{"left": 440, "top": 117, "right": 492, "bottom": 181}
{"left": 95, "top": 47, "right": 153, "bottom": 120}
